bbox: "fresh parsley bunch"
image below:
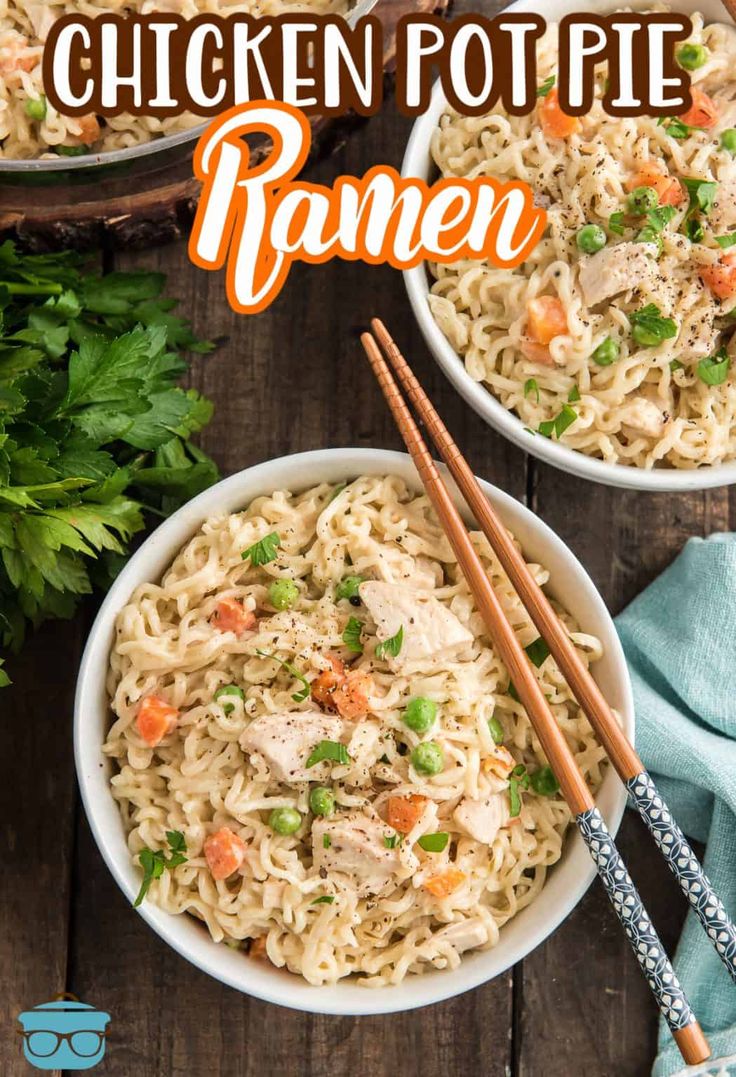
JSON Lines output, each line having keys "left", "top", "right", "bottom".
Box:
{"left": 0, "top": 241, "right": 219, "bottom": 685}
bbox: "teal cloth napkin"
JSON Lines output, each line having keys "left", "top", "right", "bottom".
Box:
{"left": 615, "top": 534, "right": 736, "bottom": 1077}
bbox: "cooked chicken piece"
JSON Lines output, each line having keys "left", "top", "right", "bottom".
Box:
{"left": 359, "top": 581, "right": 473, "bottom": 666}
{"left": 709, "top": 175, "right": 736, "bottom": 235}
{"left": 433, "top": 917, "right": 490, "bottom": 953}
{"left": 578, "top": 243, "right": 657, "bottom": 307}
{"left": 453, "top": 792, "right": 510, "bottom": 844}
{"left": 241, "top": 711, "right": 345, "bottom": 783}
{"left": 616, "top": 397, "right": 667, "bottom": 439}
{"left": 312, "top": 810, "right": 418, "bottom": 896}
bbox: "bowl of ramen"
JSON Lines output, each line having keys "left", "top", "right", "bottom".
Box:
{"left": 403, "top": 0, "right": 736, "bottom": 490}
{"left": 75, "top": 448, "right": 633, "bottom": 1013}
{"left": 0, "top": 0, "right": 356, "bottom": 180}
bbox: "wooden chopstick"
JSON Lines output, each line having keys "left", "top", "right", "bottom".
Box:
{"left": 370, "top": 318, "right": 736, "bottom": 989}
{"left": 359, "top": 328, "right": 710, "bottom": 1067}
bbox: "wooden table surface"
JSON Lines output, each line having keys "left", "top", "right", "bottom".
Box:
{"left": 3, "top": 2, "right": 733, "bottom": 1074}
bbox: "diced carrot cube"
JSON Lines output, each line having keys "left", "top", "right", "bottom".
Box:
{"left": 387, "top": 795, "right": 427, "bottom": 834}
{"left": 527, "top": 296, "right": 568, "bottom": 345}
{"left": 136, "top": 696, "right": 178, "bottom": 747}
{"left": 249, "top": 936, "right": 268, "bottom": 960}
{"left": 333, "top": 670, "right": 371, "bottom": 719}
{"left": 680, "top": 87, "right": 719, "bottom": 129}
{"left": 212, "top": 598, "right": 256, "bottom": 636}
{"left": 423, "top": 868, "right": 467, "bottom": 898}
{"left": 539, "top": 89, "right": 582, "bottom": 139}
{"left": 204, "top": 827, "right": 247, "bottom": 880}
{"left": 77, "top": 114, "right": 101, "bottom": 143}
{"left": 700, "top": 253, "right": 736, "bottom": 300}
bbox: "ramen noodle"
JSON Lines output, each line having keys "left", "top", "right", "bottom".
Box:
{"left": 429, "top": 9, "right": 736, "bottom": 470}
{"left": 104, "top": 475, "right": 606, "bottom": 986}
{"left": 0, "top": 0, "right": 349, "bottom": 158}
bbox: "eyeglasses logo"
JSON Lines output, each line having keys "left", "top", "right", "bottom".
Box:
{"left": 16, "top": 993, "right": 110, "bottom": 1071}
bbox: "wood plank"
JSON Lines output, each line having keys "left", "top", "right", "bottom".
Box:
{"left": 515, "top": 468, "right": 730, "bottom": 1075}
{"left": 65, "top": 94, "right": 525, "bottom": 1077}
{"left": 0, "top": 617, "right": 84, "bottom": 1077}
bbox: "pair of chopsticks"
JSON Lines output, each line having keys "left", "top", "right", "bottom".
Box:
{"left": 360, "top": 319, "right": 733, "bottom": 1067}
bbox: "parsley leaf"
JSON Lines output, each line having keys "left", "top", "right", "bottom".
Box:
{"left": 0, "top": 242, "right": 217, "bottom": 678}
{"left": 646, "top": 205, "right": 677, "bottom": 232}
{"left": 133, "top": 830, "right": 188, "bottom": 907}
{"left": 383, "top": 833, "right": 400, "bottom": 849}
{"left": 538, "top": 404, "right": 577, "bottom": 439}
{"left": 323, "top": 834, "right": 332, "bottom": 848}
{"left": 375, "top": 625, "right": 404, "bottom": 660}
{"left": 686, "top": 217, "right": 705, "bottom": 243}
{"left": 716, "top": 234, "right": 736, "bottom": 250}
{"left": 311, "top": 895, "right": 335, "bottom": 905}
{"left": 568, "top": 385, "right": 581, "bottom": 403}
{"left": 525, "top": 638, "right": 551, "bottom": 667}
{"left": 682, "top": 177, "right": 718, "bottom": 216}
{"left": 659, "top": 117, "right": 697, "bottom": 139}
{"left": 524, "top": 378, "right": 540, "bottom": 403}
{"left": 242, "top": 531, "right": 281, "bottom": 566}
{"left": 342, "top": 616, "right": 364, "bottom": 654}
{"left": 536, "top": 75, "right": 556, "bottom": 97}
{"left": 255, "top": 649, "right": 311, "bottom": 702}
{"left": 609, "top": 211, "right": 625, "bottom": 236}
{"left": 417, "top": 832, "right": 450, "bottom": 852}
{"left": 697, "top": 348, "right": 730, "bottom": 386}
{"left": 629, "top": 304, "right": 679, "bottom": 346}
{"left": 306, "top": 739, "right": 350, "bottom": 768}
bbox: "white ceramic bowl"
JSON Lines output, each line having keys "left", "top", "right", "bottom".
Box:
{"left": 402, "top": 0, "right": 736, "bottom": 492}
{"left": 75, "top": 448, "right": 634, "bottom": 1014}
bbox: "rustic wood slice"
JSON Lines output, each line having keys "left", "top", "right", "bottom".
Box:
{"left": 0, "top": 0, "right": 450, "bottom": 252}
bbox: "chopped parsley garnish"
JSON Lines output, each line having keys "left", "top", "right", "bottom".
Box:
{"left": 375, "top": 625, "right": 404, "bottom": 660}
{"left": 242, "top": 531, "right": 281, "bottom": 566}
{"left": 508, "top": 765, "right": 530, "bottom": 818}
{"left": 383, "top": 833, "right": 400, "bottom": 849}
{"left": 311, "top": 895, "right": 335, "bottom": 905}
{"left": 524, "top": 377, "right": 540, "bottom": 403}
{"left": 538, "top": 404, "right": 577, "bottom": 439}
{"left": 342, "top": 616, "right": 364, "bottom": 654}
{"left": 536, "top": 75, "right": 556, "bottom": 97}
{"left": 525, "top": 637, "right": 551, "bottom": 667}
{"left": 697, "top": 348, "right": 730, "bottom": 386}
{"left": 685, "top": 217, "right": 705, "bottom": 243}
{"left": 508, "top": 682, "right": 520, "bottom": 703}
{"left": 658, "top": 116, "right": 697, "bottom": 140}
{"left": 716, "top": 234, "right": 736, "bottom": 250}
{"left": 670, "top": 359, "right": 684, "bottom": 372}
{"left": 133, "top": 830, "right": 188, "bottom": 907}
{"left": 323, "top": 834, "right": 332, "bottom": 848}
{"left": 646, "top": 205, "right": 677, "bottom": 232}
{"left": 417, "top": 832, "right": 450, "bottom": 853}
{"left": 328, "top": 483, "right": 347, "bottom": 503}
{"left": 255, "top": 649, "right": 310, "bottom": 702}
{"left": 306, "top": 739, "right": 350, "bottom": 768}
{"left": 568, "top": 385, "right": 581, "bottom": 403}
{"left": 682, "top": 177, "right": 718, "bottom": 216}
{"left": 608, "top": 211, "right": 625, "bottom": 236}
{"left": 629, "top": 304, "right": 678, "bottom": 348}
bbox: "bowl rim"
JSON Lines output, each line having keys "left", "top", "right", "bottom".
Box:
{"left": 400, "top": 0, "right": 736, "bottom": 493}
{"left": 74, "top": 447, "right": 633, "bottom": 1014}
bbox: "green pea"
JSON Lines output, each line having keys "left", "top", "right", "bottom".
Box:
{"left": 55, "top": 144, "right": 89, "bottom": 157}
{"left": 676, "top": 43, "right": 708, "bottom": 71}
{"left": 530, "top": 765, "right": 560, "bottom": 796}
{"left": 626, "top": 186, "right": 659, "bottom": 215}
{"left": 636, "top": 226, "right": 663, "bottom": 256}
{"left": 269, "top": 807, "right": 302, "bottom": 835}
{"left": 403, "top": 697, "right": 437, "bottom": 734}
{"left": 268, "top": 578, "right": 299, "bottom": 610}
{"left": 576, "top": 224, "right": 607, "bottom": 254}
{"left": 24, "top": 94, "right": 47, "bottom": 121}
{"left": 214, "top": 684, "right": 244, "bottom": 714}
{"left": 336, "top": 575, "right": 364, "bottom": 603}
{"left": 592, "top": 336, "right": 620, "bottom": 366}
{"left": 410, "top": 741, "right": 444, "bottom": 776}
{"left": 488, "top": 716, "right": 504, "bottom": 744}
{"left": 632, "top": 323, "right": 663, "bottom": 348}
{"left": 721, "top": 129, "right": 736, "bottom": 155}
{"left": 309, "top": 786, "right": 335, "bottom": 816}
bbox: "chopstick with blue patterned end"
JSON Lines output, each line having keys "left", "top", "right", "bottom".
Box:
{"left": 369, "top": 316, "right": 736, "bottom": 989}
{"left": 360, "top": 328, "right": 711, "bottom": 1067}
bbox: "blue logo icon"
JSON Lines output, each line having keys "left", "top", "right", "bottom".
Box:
{"left": 16, "top": 994, "right": 110, "bottom": 1070}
